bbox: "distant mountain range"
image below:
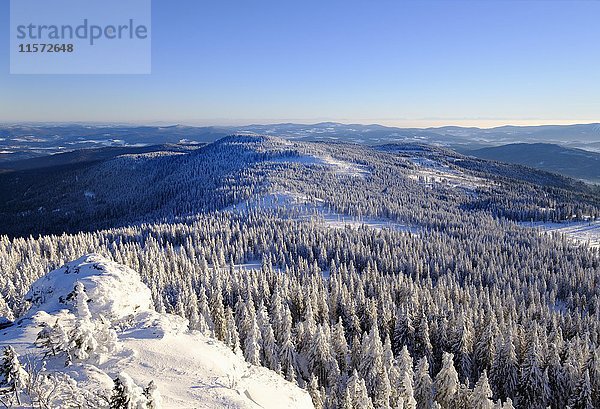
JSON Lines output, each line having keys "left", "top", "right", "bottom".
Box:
{"left": 235, "top": 122, "right": 600, "bottom": 150}
{"left": 1, "top": 122, "right": 599, "bottom": 183}
{"left": 465, "top": 143, "right": 600, "bottom": 184}
{"left": 0, "top": 124, "right": 228, "bottom": 163}
{"left": 0, "top": 143, "right": 202, "bottom": 173}
{"left": 1, "top": 122, "right": 599, "bottom": 159}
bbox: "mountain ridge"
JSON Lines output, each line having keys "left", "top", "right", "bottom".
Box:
{"left": 466, "top": 143, "right": 600, "bottom": 184}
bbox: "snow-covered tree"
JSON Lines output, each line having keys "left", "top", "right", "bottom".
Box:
{"left": 0, "top": 346, "right": 28, "bottom": 405}
{"left": 434, "top": 352, "right": 459, "bottom": 408}
{"left": 110, "top": 372, "right": 159, "bottom": 409}
{"left": 569, "top": 369, "right": 594, "bottom": 409}
{"left": 517, "top": 328, "right": 550, "bottom": 409}
{"left": 143, "top": 380, "right": 162, "bottom": 409}
{"left": 390, "top": 346, "right": 416, "bottom": 409}
{"left": 414, "top": 356, "right": 433, "bottom": 409}
{"left": 347, "top": 370, "right": 374, "bottom": 409}
{"left": 197, "top": 287, "right": 214, "bottom": 335}
{"left": 210, "top": 290, "right": 226, "bottom": 342}
{"left": 489, "top": 334, "right": 518, "bottom": 402}
{"left": 470, "top": 371, "right": 494, "bottom": 409}
{"left": 35, "top": 319, "right": 70, "bottom": 357}
{"left": 110, "top": 376, "right": 130, "bottom": 409}
{"left": 243, "top": 304, "right": 262, "bottom": 366}
{"left": 307, "top": 375, "right": 324, "bottom": 409}
{"left": 332, "top": 317, "right": 350, "bottom": 375}
{"left": 66, "top": 282, "right": 99, "bottom": 361}
{"left": 308, "top": 325, "right": 340, "bottom": 387}
{"left": 279, "top": 331, "right": 299, "bottom": 384}
{"left": 224, "top": 306, "right": 241, "bottom": 354}
{"left": 359, "top": 325, "right": 391, "bottom": 408}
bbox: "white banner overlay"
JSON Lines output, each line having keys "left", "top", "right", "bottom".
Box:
{"left": 10, "top": 0, "right": 151, "bottom": 74}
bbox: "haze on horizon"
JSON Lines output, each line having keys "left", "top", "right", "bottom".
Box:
{"left": 1, "top": 0, "right": 599, "bottom": 127}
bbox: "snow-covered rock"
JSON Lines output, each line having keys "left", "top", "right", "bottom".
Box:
{"left": 25, "top": 254, "right": 153, "bottom": 321}
{"left": 2, "top": 254, "right": 314, "bottom": 409}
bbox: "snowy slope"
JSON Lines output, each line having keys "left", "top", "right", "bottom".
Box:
{"left": 0, "top": 254, "right": 313, "bottom": 409}
{"left": 406, "top": 156, "right": 489, "bottom": 191}
{"left": 227, "top": 190, "right": 417, "bottom": 234}
{"left": 269, "top": 153, "right": 369, "bottom": 177}
{"left": 520, "top": 220, "right": 600, "bottom": 249}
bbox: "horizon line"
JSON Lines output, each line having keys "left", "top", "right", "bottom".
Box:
{"left": 1, "top": 119, "right": 600, "bottom": 131}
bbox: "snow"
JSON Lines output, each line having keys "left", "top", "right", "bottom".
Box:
{"left": 211, "top": 260, "right": 282, "bottom": 275}
{"left": 520, "top": 220, "right": 600, "bottom": 249}
{"left": 305, "top": 213, "right": 418, "bottom": 234}
{"left": 24, "top": 254, "right": 153, "bottom": 321}
{"left": 231, "top": 261, "right": 263, "bottom": 271}
{"left": 270, "top": 154, "right": 369, "bottom": 177}
{"left": 1, "top": 255, "right": 314, "bottom": 409}
{"left": 229, "top": 190, "right": 418, "bottom": 235}
{"left": 319, "top": 155, "right": 370, "bottom": 177}
{"left": 406, "top": 157, "right": 488, "bottom": 191}
{"left": 120, "top": 333, "right": 311, "bottom": 409}
{"left": 226, "top": 191, "right": 319, "bottom": 212}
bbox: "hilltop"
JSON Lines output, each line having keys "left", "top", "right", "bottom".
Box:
{"left": 0, "top": 254, "right": 313, "bottom": 409}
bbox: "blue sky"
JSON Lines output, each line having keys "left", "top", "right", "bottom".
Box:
{"left": 1, "top": 0, "right": 599, "bottom": 127}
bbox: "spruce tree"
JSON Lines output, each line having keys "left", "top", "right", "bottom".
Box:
{"left": 470, "top": 371, "right": 495, "bottom": 409}
{"left": 347, "top": 370, "right": 374, "bottom": 409}
{"left": 434, "top": 352, "right": 459, "bottom": 409}
{"left": 489, "top": 334, "right": 518, "bottom": 402}
{"left": 569, "top": 369, "right": 594, "bottom": 409}
{"left": 0, "top": 346, "right": 28, "bottom": 405}
{"left": 143, "top": 380, "right": 162, "bottom": 409}
{"left": 110, "top": 376, "right": 130, "bottom": 409}
{"left": 414, "top": 357, "right": 433, "bottom": 409}
{"left": 517, "top": 328, "right": 550, "bottom": 409}
{"left": 243, "top": 306, "right": 261, "bottom": 365}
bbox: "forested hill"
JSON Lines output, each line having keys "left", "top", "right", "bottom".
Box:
{"left": 0, "top": 135, "right": 598, "bottom": 237}
{"left": 0, "top": 134, "right": 599, "bottom": 408}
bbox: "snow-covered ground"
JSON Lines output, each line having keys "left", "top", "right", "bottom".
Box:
{"left": 120, "top": 334, "right": 309, "bottom": 409}
{"left": 228, "top": 190, "right": 417, "bottom": 234}
{"left": 226, "top": 191, "right": 321, "bottom": 213}
{"left": 303, "top": 213, "right": 418, "bottom": 234}
{"left": 223, "top": 189, "right": 305, "bottom": 213}
{"left": 0, "top": 255, "right": 313, "bottom": 409}
{"left": 406, "top": 157, "right": 488, "bottom": 191}
{"left": 521, "top": 220, "right": 600, "bottom": 249}
{"left": 318, "top": 155, "right": 369, "bottom": 177}
{"left": 270, "top": 154, "right": 369, "bottom": 177}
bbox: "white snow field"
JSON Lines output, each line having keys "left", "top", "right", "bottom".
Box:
{"left": 270, "top": 154, "right": 369, "bottom": 177}
{"left": 521, "top": 220, "right": 600, "bottom": 249}
{"left": 0, "top": 254, "right": 314, "bottom": 409}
